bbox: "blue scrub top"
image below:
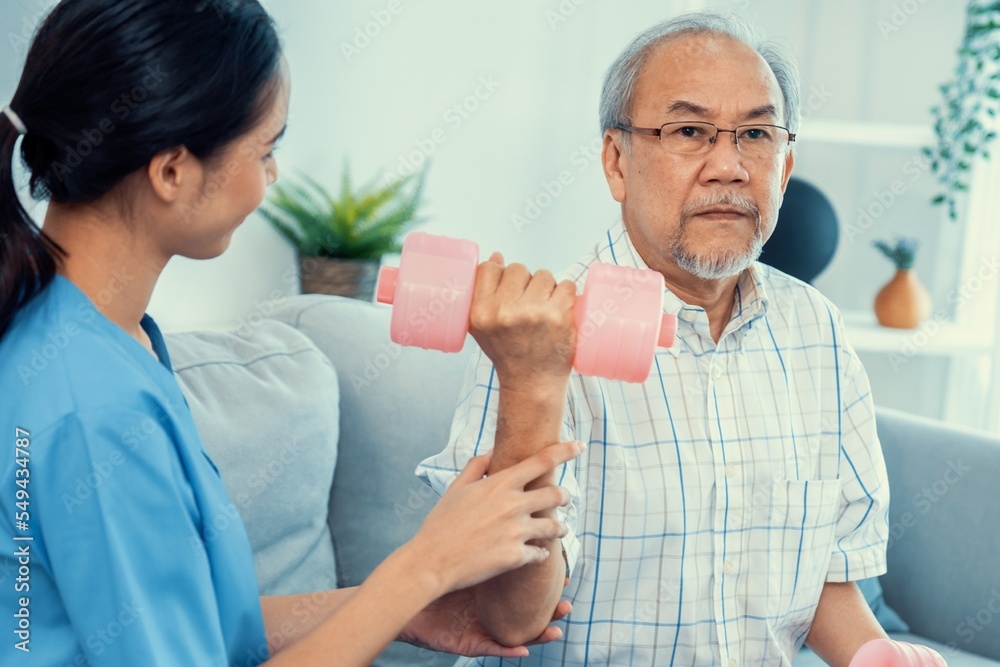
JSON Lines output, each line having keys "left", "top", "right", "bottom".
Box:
{"left": 0, "top": 277, "right": 268, "bottom": 666}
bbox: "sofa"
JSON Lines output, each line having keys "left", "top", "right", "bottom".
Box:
{"left": 164, "top": 294, "right": 1000, "bottom": 666}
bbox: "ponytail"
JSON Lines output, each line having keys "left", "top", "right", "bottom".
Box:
{"left": 0, "top": 0, "right": 281, "bottom": 343}
{"left": 0, "top": 111, "right": 64, "bottom": 342}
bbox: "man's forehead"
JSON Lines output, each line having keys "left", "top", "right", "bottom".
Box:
{"left": 659, "top": 99, "right": 781, "bottom": 124}
{"left": 635, "top": 34, "right": 784, "bottom": 116}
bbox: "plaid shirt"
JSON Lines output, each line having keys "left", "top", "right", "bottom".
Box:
{"left": 417, "top": 221, "right": 889, "bottom": 666}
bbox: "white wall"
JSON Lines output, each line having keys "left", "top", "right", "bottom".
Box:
{"left": 707, "top": 0, "right": 977, "bottom": 425}
{"left": 258, "top": 0, "right": 969, "bottom": 319}
{"left": 2, "top": 0, "right": 966, "bottom": 326}
{"left": 731, "top": 1, "right": 967, "bottom": 314}
{"left": 151, "top": 0, "right": 709, "bottom": 330}
{"left": 3, "top": 0, "right": 995, "bottom": 428}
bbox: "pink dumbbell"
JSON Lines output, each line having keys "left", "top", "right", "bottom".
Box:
{"left": 849, "top": 639, "right": 947, "bottom": 667}
{"left": 376, "top": 232, "right": 677, "bottom": 383}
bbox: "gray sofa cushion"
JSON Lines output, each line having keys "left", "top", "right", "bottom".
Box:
{"left": 268, "top": 296, "right": 471, "bottom": 585}
{"left": 876, "top": 407, "right": 1000, "bottom": 660}
{"left": 166, "top": 320, "right": 340, "bottom": 596}
{"left": 269, "top": 295, "right": 470, "bottom": 667}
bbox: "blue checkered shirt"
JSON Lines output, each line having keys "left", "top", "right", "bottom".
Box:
{"left": 417, "top": 221, "right": 889, "bottom": 666}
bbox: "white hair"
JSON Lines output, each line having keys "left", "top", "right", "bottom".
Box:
{"left": 599, "top": 12, "right": 800, "bottom": 153}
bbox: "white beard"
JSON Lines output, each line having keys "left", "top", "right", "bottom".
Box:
{"left": 671, "top": 190, "right": 765, "bottom": 280}
{"left": 673, "top": 230, "right": 764, "bottom": 280}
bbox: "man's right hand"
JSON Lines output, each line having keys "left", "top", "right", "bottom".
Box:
{"left": 468, "top": 252, "right": 577, "bottom": 390}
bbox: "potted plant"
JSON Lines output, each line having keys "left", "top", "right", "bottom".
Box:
{"left": 924, "top": 0, "right": 1000, "bottom": 221}
{"left": 872, "top": 237, "right": 932, "bottom": 329}
{"left": 260, "top": 165, "right": 426, "bottom": 301}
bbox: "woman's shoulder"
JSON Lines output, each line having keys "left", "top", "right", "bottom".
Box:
{"left": 0, "top": 280, "right": 194, "bottom": 489}
{"left": 1, "top": 277, "right": 181, "bottom": 433}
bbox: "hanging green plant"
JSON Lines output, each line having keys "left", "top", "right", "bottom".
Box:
{"left": 924, "top": 0, "right": 1000, "bottom": 221}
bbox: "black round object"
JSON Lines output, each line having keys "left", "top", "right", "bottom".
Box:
{"left": 760, "top": 177, "right": 839, "bottom": 284}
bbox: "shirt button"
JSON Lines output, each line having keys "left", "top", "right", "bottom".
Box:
{"left": 730, "top": 659, "right": 738, "bottom": 667}
{"left": 725, "top": 464, "right": 736, "bottom": 478}
{"left": 711, "top": 365, "right": 724, "bottom": 380}
{"left": 723, "top": 560, "right": 735, "bottom": 574}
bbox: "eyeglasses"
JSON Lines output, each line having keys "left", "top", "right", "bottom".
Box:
{"left": 616, "top": 121, "right": 796, "bottom": 159}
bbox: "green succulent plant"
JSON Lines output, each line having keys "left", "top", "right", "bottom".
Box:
{"left": 259, "top": 165, "right": 426, "bottom": 260}
{"left": 873, "top": 237, "right": 919, "bottom": 270}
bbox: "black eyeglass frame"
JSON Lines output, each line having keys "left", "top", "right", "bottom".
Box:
{"left": 615, "top": 121, "right": 797, "bottom": 154}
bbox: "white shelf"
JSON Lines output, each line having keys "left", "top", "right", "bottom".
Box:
{"left": 842, "top": 310, "right": 993, "bottom": 356}
{"left": 798, "top": 119, "right": 934, "bottom": 148}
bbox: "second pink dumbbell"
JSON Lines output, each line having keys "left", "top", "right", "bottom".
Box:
{"left": 849, "top": 639, "right": 947, "bottom": 667}
{"left": 376, "top": 232, "right": 677, "bottom": 383}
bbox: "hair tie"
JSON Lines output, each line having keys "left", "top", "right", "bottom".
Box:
{"left": 2, "top": 105, "right": 27, "bottom": 136}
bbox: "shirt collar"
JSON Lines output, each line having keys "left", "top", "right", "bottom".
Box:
{"left": 734, "top": 263, "right": 770, "bottom": 327}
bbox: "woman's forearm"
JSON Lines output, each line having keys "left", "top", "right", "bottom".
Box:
{"left": 263, "top": 544, "right": 443, "bottom": 666}
{"left": 260, "top": 588, "right": 358, "bottom": 655}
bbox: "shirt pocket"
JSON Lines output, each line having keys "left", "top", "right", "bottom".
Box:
{"left": 752, "top": 478, "right": 842, "bottom": 632}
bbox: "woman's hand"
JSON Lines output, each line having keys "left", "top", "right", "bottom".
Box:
{"left": 405, "top": 439, "right": 584, "bottom": 596}
{"left": 398, "top": 588, "right": 573, "bottom": 658}
{"left": 262, "top": 440, "right": 581, "bottom": 667}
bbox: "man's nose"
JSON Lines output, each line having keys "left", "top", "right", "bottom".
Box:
{"left": 700, "top": 130, "right": 749, "bottom": 185}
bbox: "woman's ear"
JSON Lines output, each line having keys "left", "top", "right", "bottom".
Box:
{"left": 147, "top": 147, "right": 200, "bottom": 203}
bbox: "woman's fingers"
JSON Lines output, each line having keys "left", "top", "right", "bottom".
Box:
{"left": 451, "top": 451, "right": 493, "bottom": 488}
{"left": 550, "top": 600, "right": 572, "bottom": 621}
{"left": 520, "top": 544, "right": 551, "bottom": 566}
{"left": 503, "top": 440, "right": 585, "bottom": 488}
{"left": 522, "top": 484, "right": 571, "bottom": 515}
{"left": 527, "top": 625, "right": 563, "bottom": 645}
{"left": 522, "top": 516, "right": 569, "bottom": 542}
{"left": 421, "top": 441, "right": 581, "bottom": 593}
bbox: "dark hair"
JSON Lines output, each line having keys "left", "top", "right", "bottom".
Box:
{"left": 0, "top": 0, "right": 282, "bottom": 340}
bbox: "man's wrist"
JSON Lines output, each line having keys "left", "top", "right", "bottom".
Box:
{"left": 490, "top": 373, "right": 571, "bottom": 474}
{"left": 497, "top": 374, "right": 569, "bottom": 403}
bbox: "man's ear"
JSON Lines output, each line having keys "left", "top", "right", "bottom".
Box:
{"left": 779, "top": 148, "right": 795, "bottom": 193}
{"left": 147, "top": 147, "right": 200, "bottom": 203}
{"left": 602, "top": 130, "right": 628, "bottom": 203}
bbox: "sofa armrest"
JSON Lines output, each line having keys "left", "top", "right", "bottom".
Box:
{"left": 876, "top": 406, "right": 1000, "bottom": 660}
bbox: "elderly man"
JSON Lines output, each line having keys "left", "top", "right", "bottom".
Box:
{"left": 419, "top": 12, "right": 927, "bottom": 666}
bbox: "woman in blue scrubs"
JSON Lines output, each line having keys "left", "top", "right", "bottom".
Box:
{"left": 0, "top": 1, "right": 580, "bottom": 665}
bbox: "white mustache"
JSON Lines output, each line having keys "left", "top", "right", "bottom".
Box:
{"left": 681, "top": 192, "right": 760, "bottom": 220}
